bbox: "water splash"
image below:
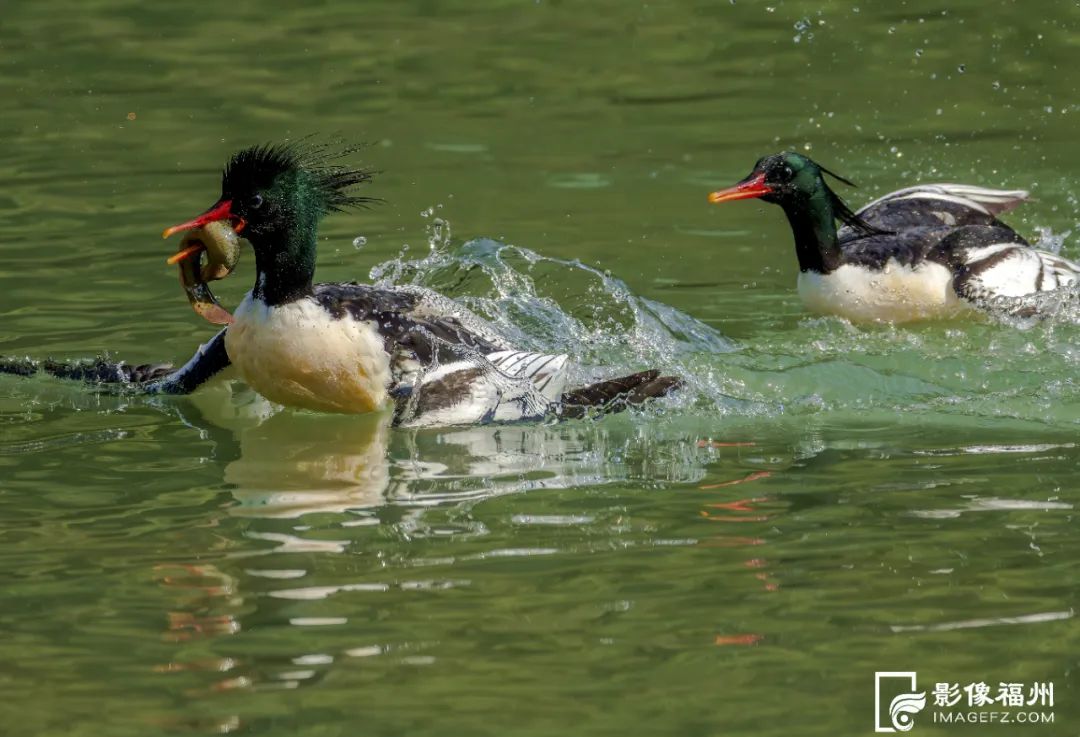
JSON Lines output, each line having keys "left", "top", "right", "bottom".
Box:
{"left": 1032, "top": 226, "right": 1070, "bottom": 256}
{"left": 367, "top": 223, "right": 737, "bottom": 415}
{"left": 792, "top": 17, "right": 813, "bottom": 43}
{"left": 979, "top": 284, "right": 1080, "bottom": 328}
{"left": 359, "top": 215, "right": 1080, "bottom": 428}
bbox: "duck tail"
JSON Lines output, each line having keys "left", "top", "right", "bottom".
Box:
{"left": 560, "top": 369, "right": 682, "bottom": 419}
{"left": 0, "top": 356, "right": 175, "bottom": 385}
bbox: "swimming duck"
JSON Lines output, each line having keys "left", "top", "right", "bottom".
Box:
{"left": 709, "top": 151, "right": 1080, "bottom": 322}
{"left": 145, "top": 142, "right": 678, "bottom": 426}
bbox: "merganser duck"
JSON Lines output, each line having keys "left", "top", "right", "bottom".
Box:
{"left": 126, "top": 142, "right": 676, "bottom": 426}
{"left": 709, "top": 151, "right": 1080, "bottom": 322}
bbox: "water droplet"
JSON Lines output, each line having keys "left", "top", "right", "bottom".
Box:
{"left": 957, "top": 64, "right": 966, "bottom": 73}
{"left": 915, "top": 48, "right": 924, "bottom": 57}
{"left": 352, "top": 236, "right": 367, "bottom": 249}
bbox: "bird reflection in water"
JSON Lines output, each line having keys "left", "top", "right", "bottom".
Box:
{"left": 198, "top": 383, "right": 706, "bottom": 518}
{"left": 154, "top": 384, "right": 789, "bottom": 703}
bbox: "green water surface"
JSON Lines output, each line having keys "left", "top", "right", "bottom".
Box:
{"left": 1, "top": 1, "right": 1078, "bottom": 735}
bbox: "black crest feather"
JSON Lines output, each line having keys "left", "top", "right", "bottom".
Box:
{"left": 817, "top": 164, "right": 892, "bottom": 238}
{"left": 818, "top": 162, "right": 858, "bottom": 189}
{"left": 223, "top": 139, "right": 378, "bottom": 211}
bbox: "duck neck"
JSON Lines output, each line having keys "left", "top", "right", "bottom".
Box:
{"left": 250, "top": 223, "right": 318, "bottom": 306}
{"left": 781, "top": 194, "right": 843, "bottom": 274}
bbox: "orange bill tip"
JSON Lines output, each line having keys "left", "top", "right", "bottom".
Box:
{"left": 166, "top": 244, "right": 205, "bottom": 265}
{"left": 708, "top": 172, "right": 772, "bottom": 204}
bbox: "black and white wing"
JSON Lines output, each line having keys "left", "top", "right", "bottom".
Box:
{"left": 396, "top": 350, "right": 570, "bottom": 427}
{"left": 954, "top": 243, "right": 1080, "bottom": 306}
{"left": 395, "top": 350, "right": 683, "bottom": 427}
{"left": 853, "top": 183, "right": 1030, "bottom": 232}
{"left": 936, "top": 225, "right": 1080, "bottom": 312}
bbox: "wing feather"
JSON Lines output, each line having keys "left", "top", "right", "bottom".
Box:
{"left": 954, "top": 242, "right": 1080, "bottom": 305}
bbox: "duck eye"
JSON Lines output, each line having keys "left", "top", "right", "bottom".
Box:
{"left": 249, "top": 194, "right": 264, "bottom": 210}
{"left": 782, "top": 166, "right": 794, "bottom": 181}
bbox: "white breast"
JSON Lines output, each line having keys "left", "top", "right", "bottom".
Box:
{"left": 224, "top": 293, "right": 392, "bottom": 414}
{"left": 797, "top": 261, "right": 971, "bottom": 323}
